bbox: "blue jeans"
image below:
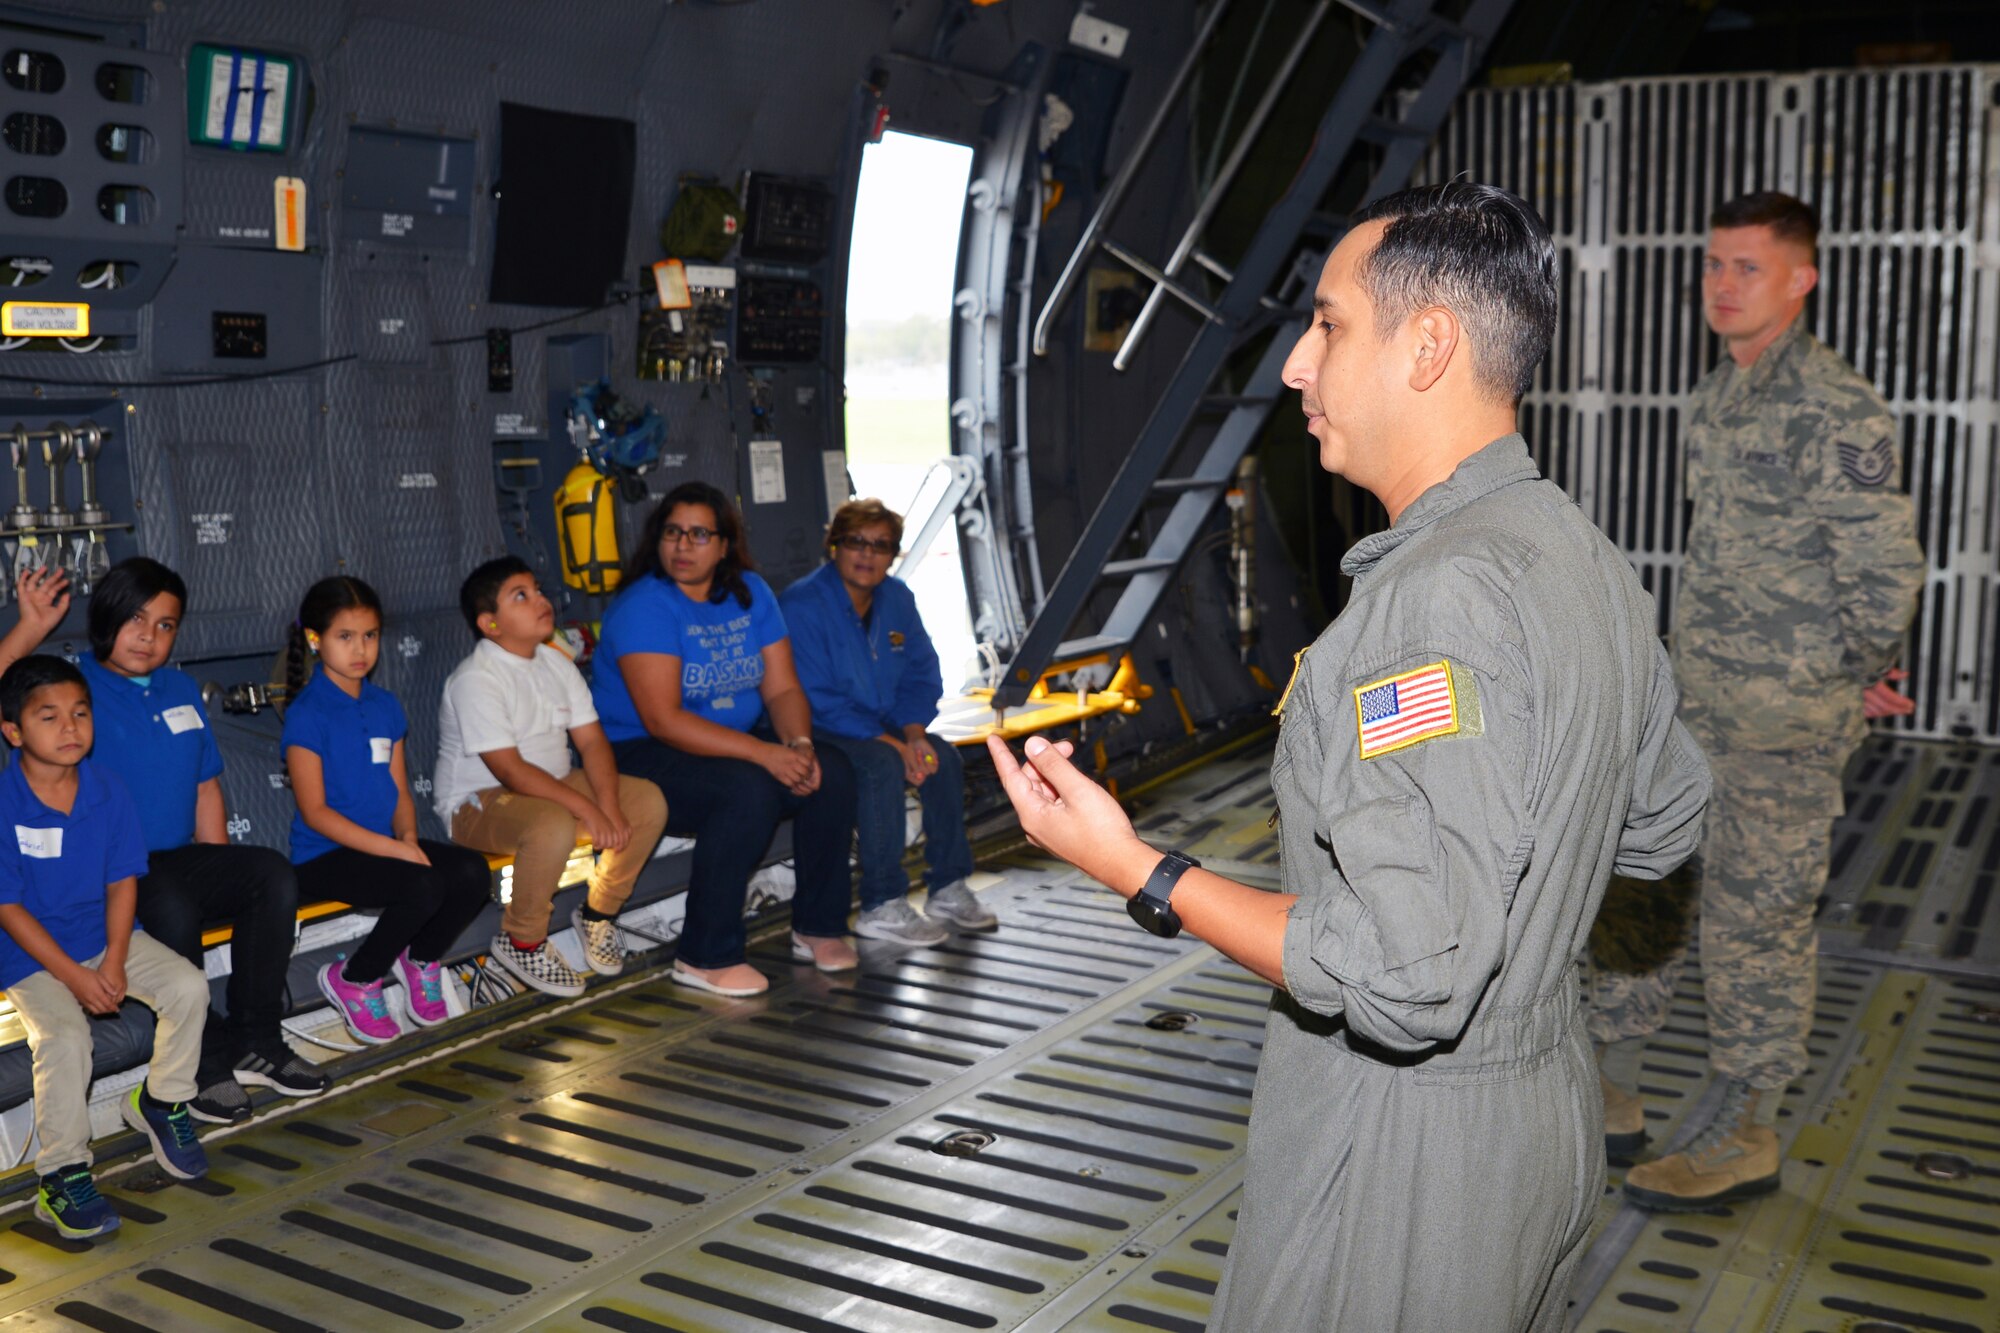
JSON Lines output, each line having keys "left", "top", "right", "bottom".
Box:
{"left": 612, "top": 735, "right": 857, "bottom": 968}
{"left": 817, "top": 731, "right": 974, "bottom": 911}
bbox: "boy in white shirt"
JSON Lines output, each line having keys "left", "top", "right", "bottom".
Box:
{"left": 438, "top": 558, "right": 667, "bottom": 995}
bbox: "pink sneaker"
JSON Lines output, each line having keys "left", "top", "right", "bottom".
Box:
{"left": 316, "top": 960, "right": 402, "bottom": 1044}
{"left": 394, "top": 950, "right": 451, "bottom": 1027}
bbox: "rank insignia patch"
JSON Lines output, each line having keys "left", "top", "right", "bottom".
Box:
{"left": 1354, "top": 660, "right": 1459, "bottom": 759}
{"left": 1837, "top": 435, "right": 1895, "bottom": 487}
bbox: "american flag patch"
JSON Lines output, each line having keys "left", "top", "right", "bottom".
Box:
{"left": 1353, "top": 661, "right": 1459, "bottom": 759}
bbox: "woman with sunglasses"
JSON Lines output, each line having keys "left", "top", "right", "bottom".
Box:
{"left": 590, "top": 481, "right": 858, "bottom": 996}
{"left": 779, "top": 499, "right": 994, "bottom": 946}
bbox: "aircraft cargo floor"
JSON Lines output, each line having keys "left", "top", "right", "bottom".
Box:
{"left": 0, "top": 735, "right": 1992, "bottom": 1332}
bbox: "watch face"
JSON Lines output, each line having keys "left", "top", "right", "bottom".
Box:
{"left": 1126, "top": 891, "right": 1181, "bottom": 939}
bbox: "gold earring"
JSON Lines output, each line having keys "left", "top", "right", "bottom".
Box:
{"left": 306, "top": 634, "right": 319, "bottom": 652}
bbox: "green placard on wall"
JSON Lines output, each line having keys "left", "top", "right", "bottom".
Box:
{"left": 186, "top": 43, "right": 297, "bottom": 152}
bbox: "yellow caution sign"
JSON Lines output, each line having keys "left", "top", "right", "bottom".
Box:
{"left": 1, "top": 302, "right": 88, "bottom": 338}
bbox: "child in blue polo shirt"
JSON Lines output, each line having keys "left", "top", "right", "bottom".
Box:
{"left": 0, "top": 656, "right": 210, "bottom": 1240}
{"left": 68, "top": 558, "right": 330, "bottom": 1124}
{"left": 281, "top": 578, "right": 491, "bottom": 1046}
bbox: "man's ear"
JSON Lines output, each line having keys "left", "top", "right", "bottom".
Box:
{"left": 1787, "top": 261, "right": 1819, "bottom": 302}
{"left": 1409, "top": 305, "right": 1462, "bottom": 393}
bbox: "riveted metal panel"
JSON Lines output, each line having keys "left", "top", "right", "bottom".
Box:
{"left": 128, "top": 377, "right": 334, "bottom": 660}
{"left": 1423, "top": 66, "right": 2000, "bottom": 742}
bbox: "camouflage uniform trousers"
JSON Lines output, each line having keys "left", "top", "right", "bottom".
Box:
{"left": 1586, "top": 746, "right": 1841, "bottom": 1090}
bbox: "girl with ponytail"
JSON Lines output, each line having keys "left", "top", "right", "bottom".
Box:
{"left": 280, "top": 577, "right": 491, "bottom": 1045}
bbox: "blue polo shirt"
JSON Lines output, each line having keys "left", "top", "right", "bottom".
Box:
{"left": 280, "top": 668, "right": 408, "bottom": 865}
{"left": 77, "top": 656, "right": 224, "bottom": 854}
{"left": 0, "top": 758, "right": 150, "bottom": 989}
{"left": 592, "top": 572, "right": 788, "bottom": 740}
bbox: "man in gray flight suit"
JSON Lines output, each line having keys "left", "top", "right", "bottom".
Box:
{"left": 988, "top": 182, "right": 1712, "bottom": 1330}
{"left": 1592, "top": 191, "right": 1925, "bottom": 1210}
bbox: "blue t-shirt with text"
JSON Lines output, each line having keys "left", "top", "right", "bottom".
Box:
{"left": 0, "top": 759, "right": 150, "bottom": 989}
{"left": 593, "top": 572, "right": 788, "bottom": 740}
{"left": 280, "top": 668, "right": 409, "bottom": 865}
{"left": 78, "top": 656, "right": 225, "bottom": 854}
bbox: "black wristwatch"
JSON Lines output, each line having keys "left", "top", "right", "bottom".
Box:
{"left": 1127, "top": 850, "right": 1200, "bottom": 938}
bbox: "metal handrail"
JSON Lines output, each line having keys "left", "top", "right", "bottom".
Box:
{"left": 1029, "top": 0, "right": 1237, "bottom": 357}
{"left": 890, "top": 455, "right": 978, "bottom": 581}
{"left": 1112, "top": 0, "right": 1335, "bottom": 370}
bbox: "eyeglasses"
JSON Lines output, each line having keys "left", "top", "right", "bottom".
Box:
{"left": 836, "top": 536, "right": 899, "bottom": 557}
{"left": 660, "top": 524, "right": 719, "bottom": 546}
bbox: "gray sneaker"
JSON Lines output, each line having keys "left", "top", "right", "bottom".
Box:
{"left": 570, "top": 906, "right": 627, "bottom": 976}
{"left": 926, "top": 881, "right": 997, "bottom": 931}
{"left": 854, "top": 897, "right": 950, "bottom": 945}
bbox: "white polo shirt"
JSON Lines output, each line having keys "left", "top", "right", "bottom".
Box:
{"left": 434, "top": 639, "right": 598, "bottom": 822}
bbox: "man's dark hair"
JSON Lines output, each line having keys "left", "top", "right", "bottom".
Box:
{"left": 1348, "top": 181, "right": 1558, "bottom": 404}
{"left": 87, "top": 557, "right": 189, "bottom": 663}
{"left": 1710, "top": 190, "right": 1818, "bottom": 253}
{"left": 1, "top": 654, "right": 86, "bottom": 727}
{"left": 459, "top": 555, "right": 534, "bottom": 641}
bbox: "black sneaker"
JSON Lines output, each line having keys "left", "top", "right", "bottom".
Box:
{"left": 234, "top": 1044, "right": 331, "bottom": 1098}
{"left": 188, "top": 1078, "right": 253, "bottom": 1125}
{"left": 121, "top": 1088, "right": 208, "bottom": 1181}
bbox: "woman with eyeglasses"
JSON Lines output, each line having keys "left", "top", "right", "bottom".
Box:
{"left": 590, "top": 481, "right": 858, "bottom": 996}
{"left": 779, "top": 499, "right": 995, "bottom": 947}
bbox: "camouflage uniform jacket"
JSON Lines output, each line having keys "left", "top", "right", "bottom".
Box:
{"left": 1672, "top": 320, "right": 1925, "bottom": 762}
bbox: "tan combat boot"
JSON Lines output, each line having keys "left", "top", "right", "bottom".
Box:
{"left": 1624, "top": 1079, "right": 1781, "bottom": 1211}
{"left": 1600, "top": 1071, "right": 1648, "bottom": 1157}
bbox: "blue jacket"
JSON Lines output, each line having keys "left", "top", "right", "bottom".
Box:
{"left": 779, "top": 562, "right": 942, "bottom": 740}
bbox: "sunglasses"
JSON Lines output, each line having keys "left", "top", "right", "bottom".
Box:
{"left": 836, "top": 535, "right": 898, "bottom": 557}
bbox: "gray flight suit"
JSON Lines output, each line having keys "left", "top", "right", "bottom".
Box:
{"left": 1211, "top": 435, "right": 1711, "bottom": 1331}
{"left": 1586, "top": 321, "right": 1924, "bottom": 1088}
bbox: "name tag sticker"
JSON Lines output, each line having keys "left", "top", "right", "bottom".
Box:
{"left": 161, "top": 705, "right": 205, "bottom": 734}
{"left": 15, "top": 826, "right": 62, "bottom": 859}
{"left": 369, "top": 737, "right": 394, "bottom": 764}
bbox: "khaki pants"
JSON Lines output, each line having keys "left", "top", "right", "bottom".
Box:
{"left": 451, "top": 771, "right": 668, "bottom": 943}
{"left": 9, "top": 930, "right": 208, "bottom": 1175}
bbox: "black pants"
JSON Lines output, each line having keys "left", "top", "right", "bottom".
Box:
{"left": 612, "top": 736, "right": 856, "bottom": 969}
{"left": 135, "top": 842, "right": 300, "bottom": 1084}
{"left": 294, "top": 840, "right": 493, "bottom": 984}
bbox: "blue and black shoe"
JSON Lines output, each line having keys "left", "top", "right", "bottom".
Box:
{"left": 36, "top": 1163, "right": 120, "bottom": 1239}
{"left": 121, "top": 1086, "right": 209, "bottom": 1181}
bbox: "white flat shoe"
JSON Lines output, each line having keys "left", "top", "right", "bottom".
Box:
{"left": 671, "top": 962, "right": 769, "bottom": 996}
{"left": 790, "top": 932, "right": 859, "bottom": 973}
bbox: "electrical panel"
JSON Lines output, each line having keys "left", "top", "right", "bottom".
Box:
{"left": 150, "top": 246, "right": 323, "bottom": 374}
{"left": 487, "top": 328, "right": 513, "bottom": 392}
{"left": 639, "top": 263, "right": 734, "bottom": 382}
{"left": 737, "top": 276, "right": 822, "bottom": 364}
{"left": 740, "top": 173, "right": 833, "bottom": 262}
{"left": 210, "top": 311, "right": 267, "bottom": 359}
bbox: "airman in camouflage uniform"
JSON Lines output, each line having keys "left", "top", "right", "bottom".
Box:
{"left": 1587, "top": 192, "right": 1925, "bottom": 1210}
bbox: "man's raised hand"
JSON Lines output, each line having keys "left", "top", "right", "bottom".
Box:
{"left": 985, "top": 733, "right": 1146, "bottom": 887}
